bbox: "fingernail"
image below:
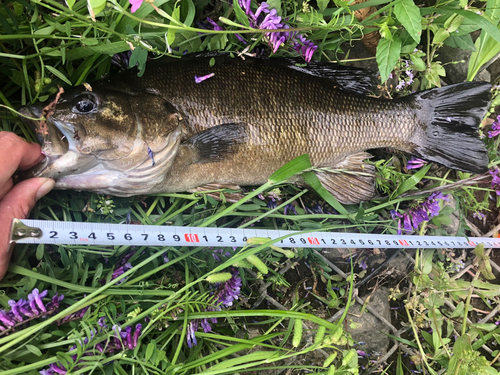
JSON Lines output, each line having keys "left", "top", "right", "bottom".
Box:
{"left": 35, "top": 179, "right": 55, "bottom": 201}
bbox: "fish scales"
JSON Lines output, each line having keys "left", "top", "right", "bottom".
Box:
{"left": 105, "top": 57, "right": 416, "bottom": 167}
{"left": 20, "top": 54, "right": 491, "bottom": 203}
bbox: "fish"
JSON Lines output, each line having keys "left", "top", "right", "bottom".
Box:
{"left": 19, "top": 54, "right": 491, "bottom": 204}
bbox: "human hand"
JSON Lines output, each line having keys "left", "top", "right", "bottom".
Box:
{"left": 0, "top": 132, "right": 55, "bottom": 280}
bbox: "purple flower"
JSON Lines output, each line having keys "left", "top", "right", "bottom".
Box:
{"left": 391, "top": 192, "right": 449, "bottom": 234}
{"left": 129, "top": 0, "right": 144, "bottom": 13}
{"left": 187, "top": 269, "right": 242, "bottom": 346}
{"left": 359, "top": 258, "right": 367, "bottom": 271}
{"left": 187, "top": 321, "right": 197, "bottom": 348}
{"left": 8, "top": 299, "right": 26, "bottom": 322}
{"left": 488, "top": 116, "right": 500, "bottom": 138}
{"left": 28, "top": 288, "right": 49, "bottom": 314}
{"left": 133, "top": 324, "right": 142, "bottom": 347}
{"left": 284, "top": 204, "right": 297, "bottom": 215}
{"left": 0, "top": 310, "right": 15, "bottom": 327}
{"left": 237, "top": 0, "right": 317, "bottom": 62}
{"left": 194, "top": 73, "right": 215, "bottom": 83}
{"left": 163, "top": 255, "right": 170, "bottom": 263}
{"left": 267, "top": 200, "right": 277, "bottom": 209}
{"left": 406, "top": 157, "right": 427, "bottom": 170}
{"left": 206, "top": 17, "right": 223, "bottom": 31}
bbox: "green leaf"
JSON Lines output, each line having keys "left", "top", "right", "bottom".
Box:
{"left": 45, "top": 66, "right": 72, "bottom": 86}
{"left": 66, "top": 0, "right": 75, "bottom": 9}
{"left": 26, "top": 344, "right": 42, "bottom": 356}
{"left": 268, "top": 154, "right": 311, "bottom": 183}
{"left": 88, "top": 41, "right": 131, "bottom": 55}
{"left": 391, "top": 163, "right": 431, "bottom": 199}
{"left": 376, "top": 35, "right": 401, "bottom": 83}
{"left": 400, "top": 29, "right": 418, "bottom": 53}
{"left": 145, "top": 341, "right": 156, "bottom": 362}
{"left": 167, "top": 5, "right": 181, "bottom": 46}
{"left": 36, "top": 244, "right": 44, "bottom": 261}
{"left": 443, "top": 33, "right": 476, "bottom": 51}
{"left": 88, "top": 0, "right": 106, "bottom": 15}
{"left": 302, "top": 171, "right": 348, "bottom": 215}
{"left": 233, "top": 0, "right": 250, "bottom": 27}
{"left": 433, "top": 28, "right": 450, "bottom": 44}
{"left": 317, "top": 0, "right": 330, "bottom": 12}
{"left": 394, "top": 0, "right": 422, "bottom": 43}
{"left": 422, "top": 249, "right": 434, "bottom": 274}
{"left": 410, "top": 55, "right": 426, "bottom": 71}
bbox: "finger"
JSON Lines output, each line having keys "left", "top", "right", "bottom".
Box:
{"left": 0, "top": 132, "right": 43, "bottom": 184}
{"left": 0, "top": 178, "right": 54, "bottom": 281}
{"left": 0, "top": 178, "right": 13, "bottom": 201}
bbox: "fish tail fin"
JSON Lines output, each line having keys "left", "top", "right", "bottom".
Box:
{"left": 408, "top": 81, "right": 491, "bottom": 174}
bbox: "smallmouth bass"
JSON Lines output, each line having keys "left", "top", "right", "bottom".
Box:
{"left": 20, "top": 54, "right": 491, "bottom": 204}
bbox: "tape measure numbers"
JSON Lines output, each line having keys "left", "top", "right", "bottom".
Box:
{"left": 10, "top": 219, "right": 500, "bottom": 249}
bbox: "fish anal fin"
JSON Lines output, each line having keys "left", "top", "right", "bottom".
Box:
{"left": 315, "top": 152, "right": 375, "bottom": 205}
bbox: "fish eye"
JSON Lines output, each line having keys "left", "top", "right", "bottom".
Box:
{"left": 73, "top": 94, "right": 97, "bottom": 114}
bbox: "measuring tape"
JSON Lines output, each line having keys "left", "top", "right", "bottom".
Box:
{"left": 10, "top": 219, "right": 500, "bottom": 249}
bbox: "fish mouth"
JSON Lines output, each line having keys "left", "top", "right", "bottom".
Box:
{"left": 18, "top": 105, "right": 75, "bottom": 179}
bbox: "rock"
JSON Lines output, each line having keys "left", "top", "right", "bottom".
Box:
{"left": 440, "top": 195, "right": 460, "bottom": 236}
{"left": 345, "top": 287, "right": 391, "bottom": 357}
{"left": 437, "top": 45, "right": 491, "bottom": 83}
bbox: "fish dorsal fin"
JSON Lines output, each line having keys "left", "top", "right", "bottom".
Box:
{"left": 281, "top": 58, "right": 377, "bottom": 95}
{"left": 314, "top": 152, "right": 376, "bottom": 204}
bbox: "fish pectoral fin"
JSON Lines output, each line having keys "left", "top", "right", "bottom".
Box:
{"left": 314, "top": 152, "right": 376, "bottom": 205}
{"left": 185, "top": 123, "right": 249, "bottom": 163}
{"left": 188, "top": 184, "right": 244, "bottom": 203}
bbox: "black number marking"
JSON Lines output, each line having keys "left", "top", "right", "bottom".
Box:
{"left": 107, "top": 233, "right": 115, "bottom": 240}
{"left": 49, "top": 231, "right": 58, "bottom": 239}
{"left": 331, "top": 239, "right": 337, "bottom": 244}
{"left": 203, "top": 235, "right": 208, "bottom": 242}
{"left": 321, "top": 239, "right": 326, "bottom": 244}
{"left": 368, "top": 240, "right": 373, "bottom": 245}
{"left": 70, "top": 232, "right": 78, "bottom": 239}
{"left": 393, "top": 240, "right": 398, "bottom": 245}
{"left": 158, "top": 234, "right": 165, "bottom": 241}
{"left": 300, "top": 238, "right": 306, "bottom": 244}
{"left": 376, "top": 240, "right": 381, "bottom": 245}
{"left": 290, "top": 238, "right": 296, "bottom": 244}
{"left": 359, "top": 240, "right": 365, "bottom": 245}
{"left": 124, "top": 233, "right": 132, "bottom": 240}
{"left": 340, "top": 239, "right": 346, "bottom": 245}
{"left": 172, "top": 235, "right": 180, "bottom": 242}
{"left": 89, "top": 232, "right": 96, "bottom": 240}
{"left": 350, "top": 239, "right": 356, "bottom": 245}
{"left": 385, "top": 240, "right": 390, "bottom": 245}
{"left": 230, "top": 236, "right": 236, "bottom": 243}
{"left": 217, "top": 235, "right": 223, "bottom": 242}
{"left": 242, "top": 236, "right": 247, "bottom": 242}
{"left": 142, "top": 234, "right": 148, "bottom": 241}
{"left": 417, "top": 241, "right": 421, "bottom": 246}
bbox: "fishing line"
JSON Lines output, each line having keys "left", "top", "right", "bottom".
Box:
{"left": 10, "top": 219, "right": 500, "bottom": 249}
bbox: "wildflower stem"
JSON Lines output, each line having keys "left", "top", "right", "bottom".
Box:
{"left": 171, "top": 266, "right": 190, "bottom": 365}
{"left": 7, "top": 265, "right": 174, "bottom": 296}
{"left": 238, "top": 189, "right": 309, "bottom": 228}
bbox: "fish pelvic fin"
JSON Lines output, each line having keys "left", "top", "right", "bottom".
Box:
{"left": 314, "top": 152, "right": 376, "bottom": 204}
{"left": 409, "top": 81, "right": 491, "bottom": 174}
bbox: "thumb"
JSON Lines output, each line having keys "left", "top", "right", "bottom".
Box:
{"left": 0, "top": 178, "right": 55, "bottom": 280}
